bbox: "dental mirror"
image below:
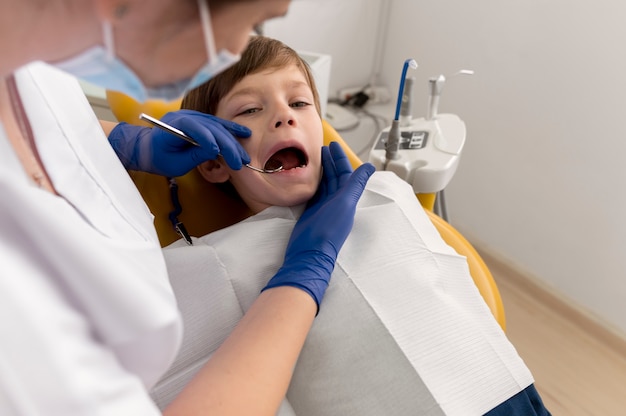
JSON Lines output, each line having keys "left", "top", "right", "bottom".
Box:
{"left": 245, "top": 164, "right": 284, "bottom": 174}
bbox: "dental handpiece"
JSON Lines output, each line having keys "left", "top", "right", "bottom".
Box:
{"left": 385, "top": 59, "right": 418, "bottom": 168}
{"left": 139, "top": 113, "right": 283, "bottom": 174}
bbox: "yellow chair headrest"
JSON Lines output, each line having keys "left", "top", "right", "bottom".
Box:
{"left": 105, "top": 90, "right": 182, "bottom": 127}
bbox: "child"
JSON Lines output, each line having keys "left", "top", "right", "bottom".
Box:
{"left": 153, "top": 36, "right": 550, "bottom": 416}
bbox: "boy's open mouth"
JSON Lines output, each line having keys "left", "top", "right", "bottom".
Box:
{"left": 264, "top": 147, "right": 308, "bottom": 171}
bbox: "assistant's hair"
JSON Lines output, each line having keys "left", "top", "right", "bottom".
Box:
{"left": 182, "top": 35, "right": 321, "bottom": 116}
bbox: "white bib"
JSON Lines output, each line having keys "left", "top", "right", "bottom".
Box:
{"left": 155, "top": 172, "right": 533, "bottom": 415}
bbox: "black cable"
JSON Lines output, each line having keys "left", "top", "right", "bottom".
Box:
{"left": 328, "top": 87, "right": 390, "bottom": 158}
{"left": 167, "top": 177, "right": 193, "bottom": 245}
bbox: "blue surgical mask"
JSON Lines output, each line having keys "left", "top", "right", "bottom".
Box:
{"left": 54, "top": 0, "right": 240, "bottom": 102}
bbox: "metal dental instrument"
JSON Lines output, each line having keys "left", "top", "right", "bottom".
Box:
{"left": 139, "top": 113, "right": 200, "bottom": 146}
{"left": 139, "top": 112, "right": 283, "bottom": 174}
{"left": 244, "top": 164, "right": 284, "bottom": 173}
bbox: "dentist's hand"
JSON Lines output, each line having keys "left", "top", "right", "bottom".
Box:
{"left": 263, "top": 142, "right": 376, "bottom": 312}
{"left": 108, "top": 109, "right": 251, "bottom": 176}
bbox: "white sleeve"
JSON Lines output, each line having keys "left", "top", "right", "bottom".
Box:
{"left": 0, "top": 104, "right": 174, "bottom": 414}
{"left": 0, "top": 241, "right": 162, "bottom": 416}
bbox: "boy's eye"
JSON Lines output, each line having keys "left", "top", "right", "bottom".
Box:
{"left": 290, "top": 101, "right": 310, "bottom": 108}
{"left": 238, "top": 107, "right": 261, "bottom": 116}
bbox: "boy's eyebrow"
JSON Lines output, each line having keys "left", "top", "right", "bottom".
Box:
{"left": 225, "top": 80, "right": 311, "bottom": 101}
{"left": 225, "top": 86, "right": 261, "bottom": 101}
{"left": 286, "top": 80, "right": 310, "bottom": 90}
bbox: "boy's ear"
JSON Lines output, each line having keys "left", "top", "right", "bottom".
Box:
{"left": 197, "top": 159, "right": 231, "bottom": 183}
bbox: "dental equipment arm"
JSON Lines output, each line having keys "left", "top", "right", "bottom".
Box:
{"left": 263, "top": 142, "right": 376, "bottom": 312}
{"left": 107, "top": 109, "right": 252, "bottom": 177}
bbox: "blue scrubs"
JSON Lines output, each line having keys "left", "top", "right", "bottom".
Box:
{"left": 484, "top": 384, "right": 551, "bottom": 415}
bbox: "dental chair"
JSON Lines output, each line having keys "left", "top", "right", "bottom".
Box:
{"left": 106, "top": 91, "right": 506, "bottom": 331}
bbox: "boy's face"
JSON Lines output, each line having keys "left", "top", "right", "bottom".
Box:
{"left": 201, "top": 63, "right": 323, "bottom": 213}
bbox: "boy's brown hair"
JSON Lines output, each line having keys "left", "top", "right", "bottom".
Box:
{"left": 181, "top": 35, "right": 321, "bottom": 116}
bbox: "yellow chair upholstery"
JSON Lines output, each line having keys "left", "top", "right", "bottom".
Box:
{"left": 106, "top": 92, "right": 506, "bottom": 330}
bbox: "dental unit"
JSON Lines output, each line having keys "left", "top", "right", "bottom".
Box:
{"left": 369, "top": 60, "right": 473, "bottom": 215}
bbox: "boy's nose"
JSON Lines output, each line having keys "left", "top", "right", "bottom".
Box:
{"left": 274, "top": 119, "right": 294, "bottom": 128}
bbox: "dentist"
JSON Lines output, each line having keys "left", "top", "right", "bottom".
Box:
{"left": 0, "top": 0, "right": 375, "bottom": 415}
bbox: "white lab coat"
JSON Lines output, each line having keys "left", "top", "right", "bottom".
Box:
{"left": 0, "top": 63, "right": 182, "bottom": 415}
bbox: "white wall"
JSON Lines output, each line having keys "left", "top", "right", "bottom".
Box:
{"left": 264, "top": 0, "right": 386, "bottom": 97}
{"left": 268, "top": 0, "right": 626, "bottom": 338}
{"left": 381, "top": 0, "right": 626, "bottom": 337}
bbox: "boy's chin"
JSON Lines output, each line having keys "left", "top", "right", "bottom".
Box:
{"left": 281, "top": 190, "right": 317, "bottom": 208}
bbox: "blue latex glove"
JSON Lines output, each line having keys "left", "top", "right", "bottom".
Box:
{"left": 262, "top": 142, "right": 376, "bottom": 312}
{"left": 108, "top": 109, "right": 251, "bottom": 176}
